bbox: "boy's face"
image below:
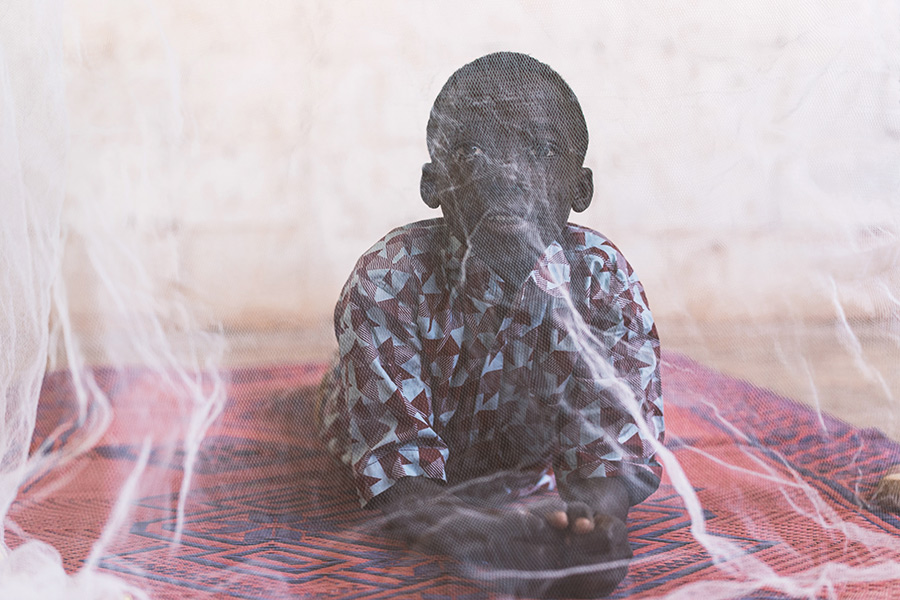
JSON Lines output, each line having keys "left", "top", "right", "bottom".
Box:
{"left": 422, "top": 69, "right": 592, "bottom": 271}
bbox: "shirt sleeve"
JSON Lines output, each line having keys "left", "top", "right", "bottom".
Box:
{"left": 331, "top": 247, "right": 449, "bottom": 506}
{"left": 554, "top": 243, "right": 664, "bottom": 505}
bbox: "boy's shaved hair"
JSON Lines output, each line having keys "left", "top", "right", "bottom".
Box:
{"left": 426, "top": 51, "right": 589, "bottom": 161}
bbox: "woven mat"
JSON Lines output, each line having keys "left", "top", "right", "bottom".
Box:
{"left": 11, "top": 352, "right": 900, "bottom": 599}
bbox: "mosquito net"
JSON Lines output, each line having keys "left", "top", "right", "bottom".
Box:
{"left": 2, "top": 1, "right": 899, "bottom": 599}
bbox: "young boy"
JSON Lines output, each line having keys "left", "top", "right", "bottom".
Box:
{"left": 320, "top": 52, "right": 663, "bottom": 597}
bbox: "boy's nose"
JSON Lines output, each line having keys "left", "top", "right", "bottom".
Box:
{"left": 477, "top": 149, "right": 529, "bottom": 179}
{"left": 477, "top": 160, "right": 529, "bottom": 200}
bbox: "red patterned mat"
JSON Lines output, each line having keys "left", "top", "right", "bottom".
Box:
{"left": 10, "top": 353, "right": 900, "bottom": 599}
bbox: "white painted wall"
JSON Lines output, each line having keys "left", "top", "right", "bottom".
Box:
{"left": 60, "top": 0, "right": 900, "bottom": 334}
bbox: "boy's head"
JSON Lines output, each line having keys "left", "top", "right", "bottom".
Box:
{"left": 421, "top": 52, "right": 593, "bottom": 277}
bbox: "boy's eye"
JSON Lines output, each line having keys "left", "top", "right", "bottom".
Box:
{"left": 453, "top": 144, "right": 485, "bottom": 162}
{"left": 530, "top": 141, "right": 562, "bottom": 158}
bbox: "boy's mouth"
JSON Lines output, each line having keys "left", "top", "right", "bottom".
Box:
{"left": 479, "top": 213, "right": 531, "bottom": 233}
{"left": 473, "top": 214, "right": 535, "bottom": 241}
{"left": 480, "top": 206, "right": 532, "bottom": 223}
{"left": 484, "top": 214, "right": 521, "bottom": 223}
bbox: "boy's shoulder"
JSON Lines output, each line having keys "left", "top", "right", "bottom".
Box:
{"left": 358, "top": 218, "right": 447, "bottom": 264}
{"left": 564, "top": 222, "right": 633, "bottom": 276}
{"left": 379, "top": 218, "right": 447, "bottom": 251}
{"left": 348, "top": 219, "right": 448, "bottom": 289}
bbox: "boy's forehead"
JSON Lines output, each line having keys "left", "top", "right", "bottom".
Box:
{"left": 427, "top": 56, "right": 589, "bottom": 157}
{"left": 435, "top": 74, "right": 575, "bottom": 128}
{"left": 444, "top": 67, "right": 567, "bottom": 106}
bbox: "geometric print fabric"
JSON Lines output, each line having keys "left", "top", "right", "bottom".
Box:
{"left": 321, "top": 219, "right": 664, "bottom": 505}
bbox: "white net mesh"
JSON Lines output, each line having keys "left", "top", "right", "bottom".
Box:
{"left": 2, "top": 0, "right": 899, "bottom": 598}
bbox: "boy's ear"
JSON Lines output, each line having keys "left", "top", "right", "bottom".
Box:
{"left": 572, "top": 167, "right": 593, "bottom": 213}
{"left": 420, "top": 163, "right": 441, "bottom": 209}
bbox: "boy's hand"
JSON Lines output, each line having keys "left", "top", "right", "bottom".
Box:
{"left": 532, "top": 476, "right": 631, "bottom": 538}
{"left": 369, "top": 476, "right": 633, "bottom": 597}
{"left": 541, "top": 512, "right": 632, "bottom": 599}
{"left": 529, "top": 497, "right": 632, "bottom": 565}
{"left": 539, "top": 499, "right": 607, "bottom": 534}
{"left": 557, "top": 476, "right": 631, "bottom": 522}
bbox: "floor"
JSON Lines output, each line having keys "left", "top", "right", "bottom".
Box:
{"left": 220, "top": 317, "right": 900, "bottom": 441}
{"left": 661, "top": 318, "right": 900, "bottom": 441}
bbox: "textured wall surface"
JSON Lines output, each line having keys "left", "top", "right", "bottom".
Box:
{"left": 60, "top": 1, "right": 900, "bottom": 333}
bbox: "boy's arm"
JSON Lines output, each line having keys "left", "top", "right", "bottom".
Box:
{"left": 333, "top": 247, "right": 450, "bottom": 506}
{"left": 553, "top": 245, "right": 664, "bottom": 525}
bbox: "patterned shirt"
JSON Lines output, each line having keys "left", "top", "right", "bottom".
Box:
{"left": 321, "top": 219, "right": 663, "bottom": 506}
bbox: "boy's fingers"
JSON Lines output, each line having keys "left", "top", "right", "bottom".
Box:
{"left": 572, "top": 517, "right": 594, "bottom": 534}
{"left": 566, "top": 501, "right": 595, "bottom": 534}
{"left": 529, "top": 498, "right": 569, "bottom": 529}
{"left": 593, "top": 514, "right": 633, "bottom": 558}
{"left": 546, "top": 510, "right": 568, "bottom": 529}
